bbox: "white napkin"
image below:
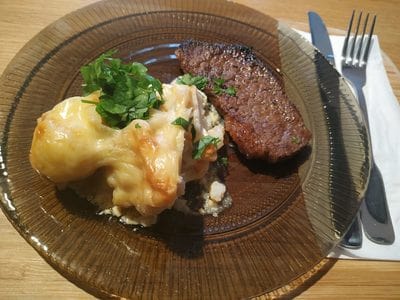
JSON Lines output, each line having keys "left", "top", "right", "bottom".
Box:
{"left": 297, "top": 31, "right": 400, "bottom": 260}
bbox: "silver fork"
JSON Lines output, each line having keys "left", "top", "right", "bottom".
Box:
{"left": 341, "top": 11, "right": 395, "bottom": 244}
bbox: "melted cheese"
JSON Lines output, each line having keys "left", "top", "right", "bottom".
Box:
{"left": 30, "top": 83, "right": 224, "bottom": 219}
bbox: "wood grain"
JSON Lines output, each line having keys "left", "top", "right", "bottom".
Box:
{"left": 0, "top": 0, "right": 399, "bottom": 298}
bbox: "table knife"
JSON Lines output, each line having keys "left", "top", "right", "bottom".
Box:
{"left": 308, "top": 11, "right": 362, "bottom": 249}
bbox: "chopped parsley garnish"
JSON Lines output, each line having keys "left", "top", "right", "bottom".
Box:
{"left": 291, "top": 136, "right": 300, "bottom": 144}
{"left": 224, "top": 86, "right": 237, "bottom": 96}
{"left": 176, "top": 73, "right": 209, "bottom": 90}
{"left": 80, "top": 50, "right": 163, "bottom": 128}
{"left": 213, "top": 78, "right": 225, "bottom": 86}
{"left": 192, "top": 136, "right": 220, "bottom": 160}
{"left": 218, "top": 156, "right": 228, "bottom": 167}
{"left": 176, "top": 74, "right": 236, "bottom": 96}
{"left": 135, "top": 123, "right": 141, "bottom": 129}
{"left": 213, "top": 77, "right": 236, "bottom": 96}
{"left": 171, "top": 117, "right": 190, "bottom": 130}
{"left": 81, "top": 99, "right": 98, "bottom": 105}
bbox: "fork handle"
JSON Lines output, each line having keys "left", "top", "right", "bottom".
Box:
{"left": 340, "top": 213, "right": 362, "bottom": 249}
{"left": 353, "top": 83, "right": 370, "bottom": 128}
{"left": 353, "top": 85, "right": 395, "bottom": 244}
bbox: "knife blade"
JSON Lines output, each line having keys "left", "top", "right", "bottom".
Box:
{"left": 308, "top": 11, "right": 362, "bottom": 249}
{"left": 308, "top": 11, "right": 335, "bottom": 65}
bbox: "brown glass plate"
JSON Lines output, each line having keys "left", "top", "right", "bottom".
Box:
{"left": 0, "top": 0, "right": 370, "bottom": 298}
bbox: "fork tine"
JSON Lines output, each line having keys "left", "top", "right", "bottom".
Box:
{"left": 362, "top": 15, "right": 377, "bottom": 64}
{"left": 349, "top": 11, "right": 363, "bottom": 62}
{"left": 356, "top": 13, "right": 369, "bottom": 64}
{"left": 342, "top": 10, "right": 355, "bottom": 60}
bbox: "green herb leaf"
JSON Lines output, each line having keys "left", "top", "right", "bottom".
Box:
{"left": 224, "top": 86, "right": 237, "bottom": 96}
{"left": 218, "top": 156, "right": 228, "bottom": 167}
{"left": 213, "top": 78, "right": 225, "bottom": 86}
{"left": 135, "top": 123, "right": 141, "bottom": 129}
{"left": 176, "top": 73, "right": 208, "bottom": 90}
{"left": 291, "top": 136, "right": 300, "bottom": 144}
{"left": 171, "top": 117, "right": 190, "bottom": 130}
{"left": 213, "top": 85, "right": 224, "bottom": 95}
{"left": 213, "top": 77, "right": 236, "bottom": 96}
{"left": 80, "top": 50, "right": 163, "bottom": 128}
{"left": 81, "top": 99, "right": 98, "bottom": 105}
{"left": 192, "top": 136, "right": 220, "bottom": 160}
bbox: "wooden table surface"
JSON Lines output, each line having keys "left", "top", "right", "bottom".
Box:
{"left": 1, "top": 0, "right": 399, "bottom": 298}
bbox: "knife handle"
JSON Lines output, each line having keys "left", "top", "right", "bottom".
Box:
{"left": 360, "top": 162, "right": 395, "bottom": 244}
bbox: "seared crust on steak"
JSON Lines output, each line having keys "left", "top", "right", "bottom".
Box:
{"left": 175, "top": 40, "right": 312, "bottom": 163}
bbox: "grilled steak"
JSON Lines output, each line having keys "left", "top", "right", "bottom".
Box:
{"left": 175, "top": 40, "right": 312, "bottom": 163}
